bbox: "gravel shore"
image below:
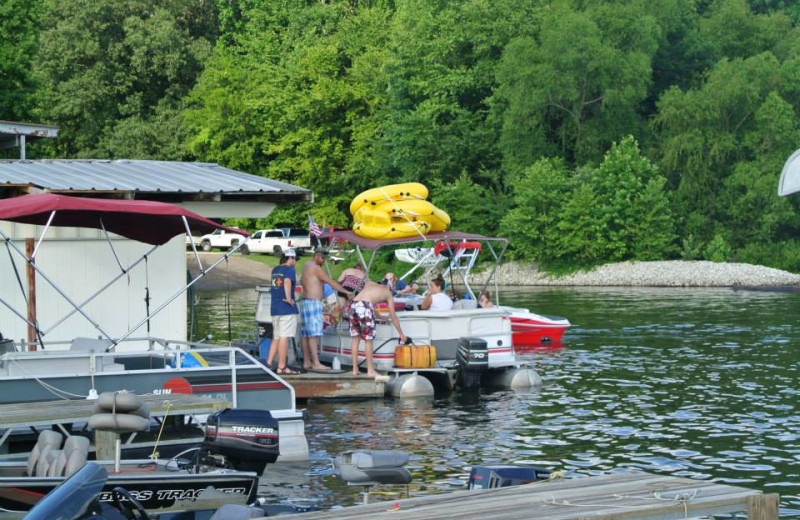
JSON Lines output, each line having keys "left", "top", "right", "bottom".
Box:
{"left": 189, "top": 254, "right": 800, "bottom": 290}
{"left": 468, "top": 260, "right": 800, "bottom": 287}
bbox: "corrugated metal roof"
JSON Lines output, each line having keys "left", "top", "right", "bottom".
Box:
{"left": 0, "top": 159, "right": 311, "bottom": 200}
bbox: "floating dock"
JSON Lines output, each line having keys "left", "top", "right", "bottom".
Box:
{"left": 0, "top": 394, "right": 231, "bottom": 453}
{"left": 278, "top": 471, "right": 779, "bottom": 520}
{"left": 281, "top": 371, "right": 386, "bottom": 400}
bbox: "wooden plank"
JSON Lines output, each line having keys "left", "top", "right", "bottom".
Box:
{"left": 273, "top": 472, "right": 771, "bottom": 520}
{"left": 0, "top": 394, "right": 231, "bottom": 430}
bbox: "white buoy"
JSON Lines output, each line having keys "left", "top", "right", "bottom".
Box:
{"left": 483, "top": 367, "right": 542, "bottom": 389}
{"left": 385, "top": 373, "right": 435, "bottom": 398}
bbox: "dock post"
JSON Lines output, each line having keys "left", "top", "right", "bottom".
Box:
{"left": 95, "top": 430, "right": 119, "bottom": 461}
{"left": 747, "top": 494, "right": 779, "bottom": 520}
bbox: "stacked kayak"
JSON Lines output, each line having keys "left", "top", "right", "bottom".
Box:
{"left": 351, "top": 183, "right": 450, "bottom": 239}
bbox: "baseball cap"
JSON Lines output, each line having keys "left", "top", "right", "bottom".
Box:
{"left": 284, "top": 249, "right": 296, "bottom": 258}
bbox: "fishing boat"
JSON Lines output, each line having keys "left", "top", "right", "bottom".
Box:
{"left": 0, "top": 193, "right": 306, "bottom": 459}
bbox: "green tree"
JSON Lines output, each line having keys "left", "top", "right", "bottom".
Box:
{"left": 36, "top": 0, "right": 217, "bottom": 157}
{"left": 500, "top": 158, "right": 573, "bottom": 261}
{"left": 492, "top": 0, "right": 658, "bottom": 168}
{"left": 0, "top": 0, "right": 43, "bottom": 122}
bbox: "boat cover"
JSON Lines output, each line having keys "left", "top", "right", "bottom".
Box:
{"left": 0, "top": 193, "right": 247, "bottom": 245}
{"left": 328, "top": 229, "right": 507, "bottom": 250}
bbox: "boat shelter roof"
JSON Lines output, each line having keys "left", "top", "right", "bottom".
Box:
{"left": 328, "top": 229, "right": 507, "bottom": 250}
{"left": 0, "top": 193, "right": 243, "bottom": 245}
{"left": 0, "top": 159, "right": 311, "bottom": 204}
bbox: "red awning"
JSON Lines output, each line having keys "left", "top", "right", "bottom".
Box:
{"left": 0, "top": 193, "right": 248, "bottom": 245}
{"left": 328, "top": 229, "right": 507, "bottom": 250}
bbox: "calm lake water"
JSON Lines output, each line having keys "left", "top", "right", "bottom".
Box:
{"left": 196, "top": 286, "right": 800, "bottom": 516}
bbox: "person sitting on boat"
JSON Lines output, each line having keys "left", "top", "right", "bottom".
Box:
{"left": 348, "top": 281, "right": 407, "bottom": 378}
{"left": 338, "top": 261, "right": 367, "bottom": 303}
{"left": 479, "top": 291, "right": 494, "bottom": 308}
{"left": 421, "top": 277, "right": 453, "bottom": 311}
{"left": 384, "top": 272, "right": 415, "bottom": 296}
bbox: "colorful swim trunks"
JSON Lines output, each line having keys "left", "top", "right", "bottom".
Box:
{"left": 349, "top": 300, "right": 376, "bottom": 340}
{"left": 300, "top": 299, "right": 324, "bottom": 337}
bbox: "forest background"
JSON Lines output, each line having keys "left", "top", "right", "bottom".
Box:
{"left": 4, "top": 0, "right": 800, "bottom": 273}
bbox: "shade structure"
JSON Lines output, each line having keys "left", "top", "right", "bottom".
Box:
{"left": 779, "top": 148, "right": 800, "bottom": 197}
{"left": 0, "top": 193, "right": 247, "bottom": 245}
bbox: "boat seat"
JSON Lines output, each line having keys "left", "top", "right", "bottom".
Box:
{"left": 70, "top": 337, "right": 112, "bottom": 352}
{"left": 49, "top": 436, "right": 90, "bottom": 477}
{"left": 27, "top": 430, "right": 63, "bottom": 476}
{"left": 452, "top": 299, "right": 478, "bottom": 310}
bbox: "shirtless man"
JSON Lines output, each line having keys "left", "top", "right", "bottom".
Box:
{"left": 300, "top": 250, "right": 353, "bottom": 370}
{"left": 349, "top": 281, "right": 407, "bottom": 378}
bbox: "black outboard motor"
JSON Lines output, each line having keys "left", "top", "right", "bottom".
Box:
{"left": 202, "top": 408, "right": 279, "bottom": 474}
{"left": 456, "top": 337, "right": 488, "bottom": 389}
{"left": 467, "top": 465, "right": 552, "bottom": 490}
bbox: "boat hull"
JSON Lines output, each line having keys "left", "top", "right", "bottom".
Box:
{"left": 0, "top": 461, "right": 257, "bottom": 515}
{"left": 502, "top": 307, "right": 570, "bottom": 347}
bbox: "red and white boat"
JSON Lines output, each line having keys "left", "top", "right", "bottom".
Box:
{"left": 501, "top": 307, "right": 570, "bottom": 347}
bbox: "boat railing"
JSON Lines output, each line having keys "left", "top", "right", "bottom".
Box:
{"left": 0, "top": 338, "right": 292, "bottom": 408}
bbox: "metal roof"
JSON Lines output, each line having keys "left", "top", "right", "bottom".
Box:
{"left": 0, "top": 159, "right": 312, "bottom": 203}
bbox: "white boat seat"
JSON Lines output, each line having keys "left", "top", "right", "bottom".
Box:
{"left": 44, "top": 450, "right": 62, "bottom": 477}
{"left": 452, "top": 299, "right": 478, "bottom": 310}
{"left": 49, "top": 436, "right": 90, "bottom": 477}
{"left": 27, "top": 430, "right": 63, "bottom": 476}
{"left": 70, "top": 337, "right": 112, "bottom": 352}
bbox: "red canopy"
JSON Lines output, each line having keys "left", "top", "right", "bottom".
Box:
{"left": 0, "top": 193, "right": 248, "bottom": 245}
{"left": 328, "top": 229, "right": 506, "bottom": 250}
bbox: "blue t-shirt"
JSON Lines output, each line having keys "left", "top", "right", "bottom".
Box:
{"left": 393, "top": 279, "right": 408, "bottom": 295}
{"left": 271, "top": 264, "right": 298, "bottom": 316}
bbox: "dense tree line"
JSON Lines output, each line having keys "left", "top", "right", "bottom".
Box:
{"left": 4, "top": 0, "right": 800, "bottom": 271}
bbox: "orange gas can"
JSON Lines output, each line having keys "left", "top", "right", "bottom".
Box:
{"left": 394, "top": 345, "right": 437, "bottom": 369}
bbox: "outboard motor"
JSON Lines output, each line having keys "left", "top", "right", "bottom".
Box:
{"left": 202, "top": 408, "right": 279, "bottom": 474}
{"left": 456, "top": 337, "right": 488, "bottom": 389}
{"left": 467, "top": 465, "right": 552, "bottom": 490}
{"left": 333, "top": 450, "right": 412, "bottom": 504}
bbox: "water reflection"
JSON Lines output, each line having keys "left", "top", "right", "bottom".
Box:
{"left": 197, "top": 286, "right": 800, "bottom": 516}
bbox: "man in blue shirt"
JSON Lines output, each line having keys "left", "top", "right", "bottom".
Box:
{"left": 267, "top": 249, "right": 299, "bottom": 374}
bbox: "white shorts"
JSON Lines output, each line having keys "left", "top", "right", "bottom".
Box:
{"left": 272, "top": 314, "right": 298, "bottom": 339}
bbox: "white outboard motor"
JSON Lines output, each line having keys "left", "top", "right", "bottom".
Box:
{"left": 333, "top": 450, "right": 412, "bottom": 504}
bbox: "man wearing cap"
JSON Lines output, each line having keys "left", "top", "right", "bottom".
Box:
{"left": 300, "top": 249, "right": 353, "bottom": 371}
{"left": 267, "top": 249, "right": 299, "bottom": 374}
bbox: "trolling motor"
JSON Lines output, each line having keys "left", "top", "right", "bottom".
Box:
{"left": 333, "top": 450, "right": 412, "bottom": 504}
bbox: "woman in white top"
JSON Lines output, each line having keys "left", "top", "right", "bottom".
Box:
{"left": 421, "top": 277, "right": 453, "bottom": 311}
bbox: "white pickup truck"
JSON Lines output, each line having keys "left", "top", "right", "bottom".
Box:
{"left": 198, "top": 229, "right": 248, "bottom": 252}
{"left": 243, "top": 228, "right": 312, "bottom": 256}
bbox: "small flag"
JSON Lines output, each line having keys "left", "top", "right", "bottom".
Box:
{"left": 308, "top": 214, "right": 322, "bottom": 237}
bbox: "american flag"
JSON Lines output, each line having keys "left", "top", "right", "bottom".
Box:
{"left": 308, "top": 214, "right": 322, "bottom": 237}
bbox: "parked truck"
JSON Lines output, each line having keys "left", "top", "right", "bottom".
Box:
{"left": 198, "top": 228, "right": 248, "bottom": 252}
{"left": 243, "top": 228, "right": 312, "bottom": 256}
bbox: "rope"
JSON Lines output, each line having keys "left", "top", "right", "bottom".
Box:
{"left": 544, "top": 487, "right": 699, "bottom": 519}
{"left": 377, "top": 187, "right": 429, "bottom": 241}
{"left": 9, "top": 359, "right": 87, "bottom": 399}
{"left": 149, "top": 401, "right": 173, "bottom": 460}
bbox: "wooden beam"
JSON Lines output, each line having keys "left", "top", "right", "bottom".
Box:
{"left": 747, "top": 494, "right": 779, "bottom": 520}
{"left": 25, "top": 238, "right": 36, "bottom": 350}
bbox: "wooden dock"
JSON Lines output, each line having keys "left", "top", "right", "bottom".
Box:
{"left": 278, "top": 472, "right": 779, "bottom": 520}
{"left": 281, "top": 371, "right": 386, "bottom": 400}
{"left": 0, "top": 394, "right": 231, "bottom": 450}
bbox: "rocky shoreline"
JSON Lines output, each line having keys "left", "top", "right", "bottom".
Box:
{"left": 467, "top": 260, "right": 800, "bottom": 287}
{"left": 189, "top": 254, "right": 800, "bottom": 291}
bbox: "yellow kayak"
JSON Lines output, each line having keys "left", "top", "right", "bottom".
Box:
{"left": 349, "top": 183, "right": 428, "bottom": 216}
{"left": 353, "top": 220, "right": 430, "bottom": 239}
